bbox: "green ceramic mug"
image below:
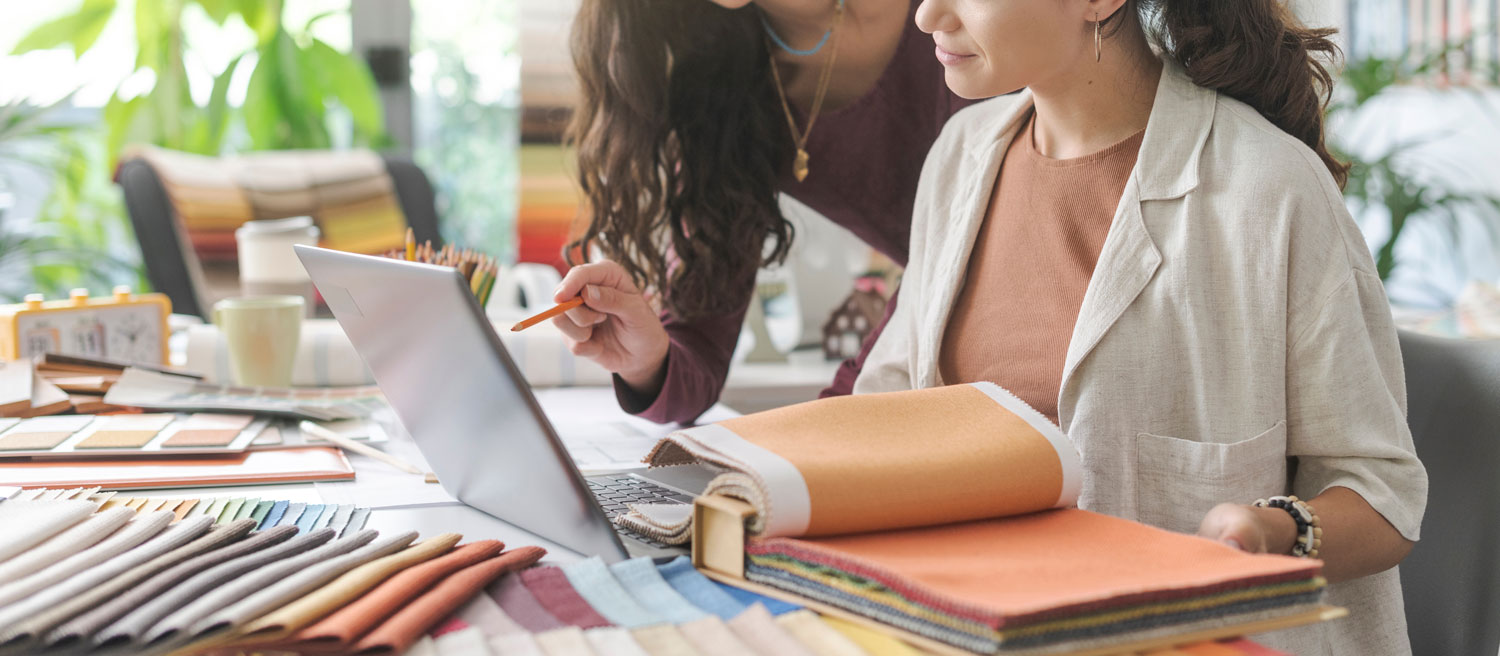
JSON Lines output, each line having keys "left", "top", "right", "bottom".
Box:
{"left": 213, "top": 295, "right": 303, "bottom": 387}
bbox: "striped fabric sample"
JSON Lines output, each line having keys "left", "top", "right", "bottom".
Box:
{"left": 656, "top": 557, "right": 746, "bottom": 620}
{"left": 677, "top": 616, "right": 757, "bottom": 656}
{"left": 713, "top": 581, "right": 802, "bottom": 616}
{"left": 233, "top": 533, "right": 461, "bottom": 644}
{"left": 0, "top": 514, "right": 212, "bottom": 636}
{"left": 0, "top": 499, "right": 95, "bottom": 563}
{"left": 520, "top": 566, "right": 613, "bottom": 629}
{"left": 187, "top": 530, "right": 413, "bottom": 638}
{"left": 609, "top": 559, "right": 705, "bottom": 625}
{"left": 0, "top": 507, "right": 133, "bottom": 583}
{"left": 142, "top": 529, "right": 374, "bottom": 646}
{"left": 726, "top": 604, "right": 815, "bottom": 656}
{"left": 350, "top": 547, "right": 547, "bottom": 655}
{"left": 560, "top": 558, "right": 661, "bottom": 629}
{"left": 775, "top": 610, "right": 867, "bottom": 656}
{"left": 290, "top": 540, "right": 506, "bottom": 651}
{"left": 492, "top": 571, "right": 568, "bottom": 633}
{"left": 534, "top": 626, "right": 597, "bottom": 656}
{"left": 95, "top": 526, "right": 326, "bottom": 648}
{"left": 0, "top": 510, "right": 173, "bottom": 607}
{"left": 583, "top": 627, "right": 651, "bottom": 656}
{"left": 627, "top": 625, "right": 699, "bottom": 656}
{"left": 21, "top": 519, "right": 256, "bottom": 648}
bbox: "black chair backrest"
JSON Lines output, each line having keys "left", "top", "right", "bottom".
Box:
{"left": 116, "top": 154, "right": 441, "bottom": 318}
{"left": 1397, "top": 330, "right": 1500, "bottom": 656}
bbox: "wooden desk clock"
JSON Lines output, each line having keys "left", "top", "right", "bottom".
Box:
{"left": 0, "top": 287, "right": 170, "bottom": 365}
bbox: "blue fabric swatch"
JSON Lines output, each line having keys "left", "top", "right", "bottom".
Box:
{"left": 713, "top": 580, "right": 802, "bottom": 616}
{"left": 609, "top": 558, "right": 705, "bottom": 624}
{"left": 656, "top": 556, "right": 747, "bottom": 620}
{"left": 560, "top": 557, "right": 662, "bottom": 628}
{"left": 294, "top": 504, "right": 327, "bottom": 534}
{"left": 259, "top": 500, "right": 289, "bottom": 530}
{"left": 279, "top": 502, "right": 307, "bottom": 529}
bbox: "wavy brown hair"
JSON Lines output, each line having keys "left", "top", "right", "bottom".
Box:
{"left": 1114, "top": 0, "right": 1349, "bottom": 187}
{"left": 566, "top": 0, "right": 793, "bottom": 321}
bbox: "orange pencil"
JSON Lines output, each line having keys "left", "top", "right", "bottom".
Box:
{"left": 510, "top": 298, "right": 584, "bottom": 332}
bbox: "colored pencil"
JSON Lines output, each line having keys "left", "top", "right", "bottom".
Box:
{"left": 511, "top": 298, "right": 584, "bottom": 332}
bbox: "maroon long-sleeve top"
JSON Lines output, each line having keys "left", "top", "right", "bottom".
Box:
{"left": 616, "top": 2, "right": 975, "bottom": 423}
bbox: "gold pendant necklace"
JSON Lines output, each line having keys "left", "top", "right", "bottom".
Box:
{"left": 768, "top": 2, "right": 845, "bottom": 182}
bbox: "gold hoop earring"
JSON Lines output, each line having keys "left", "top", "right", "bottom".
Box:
{"left": 1094, "top": 12, "right": 1102, "bottom": 63}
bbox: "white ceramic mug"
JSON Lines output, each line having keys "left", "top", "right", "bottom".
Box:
{"left": 213, "top": 295, "right": 304, "bottom": 387}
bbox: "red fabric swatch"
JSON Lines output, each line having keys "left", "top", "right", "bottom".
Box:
{"left": 519, "top": 566, "right": 613, "bottom": 629}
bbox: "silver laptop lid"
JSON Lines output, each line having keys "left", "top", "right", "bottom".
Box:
{"left": 295, "top": 245, "right": 628, "bottom": 561}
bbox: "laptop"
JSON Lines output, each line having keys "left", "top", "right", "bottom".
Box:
{"left": 295, "top": 245, "right": 706, "bottom": 561}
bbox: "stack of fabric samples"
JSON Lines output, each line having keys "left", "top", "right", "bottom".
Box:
{"left": 743, "top": 511, "right": 1325, "bottom": 654}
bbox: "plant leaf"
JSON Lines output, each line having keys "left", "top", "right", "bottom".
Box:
{"left": 192, "top": 0, "right": 234, "bottom": 25}
{"left": 10, "top": 0, "right": 117, "bottom": 57}
{"left": 305, "top": 38, "right": 386, "bottom": 142}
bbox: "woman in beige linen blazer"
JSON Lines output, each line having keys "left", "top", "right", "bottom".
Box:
{"left": 855, "top": 8, "right": 1428, "bottom": 656}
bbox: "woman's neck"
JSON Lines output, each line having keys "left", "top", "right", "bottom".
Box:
{"left": 758, "top": 0, "right": 910, "bottom": 112}
{"left": 757, "top": 0, "right": 843, "bottom": 51}
{"left": 1029, "top": 22, "right": 1162, "bottom": 159}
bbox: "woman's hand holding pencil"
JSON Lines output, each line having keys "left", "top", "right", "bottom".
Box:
{"left": 542, "top": 261, "right": 671, "bottom": 397}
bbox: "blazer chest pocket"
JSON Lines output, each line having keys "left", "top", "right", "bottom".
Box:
{"left": 1134, "top": 421, "right": 1288, "bottom": 535}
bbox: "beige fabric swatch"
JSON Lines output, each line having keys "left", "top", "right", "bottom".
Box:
{"left": 0, "top": 507, "right": 134, "bottom": 582}
{"left": 491, "top": 632, "right": 546, "bottom": 656}
{"left": 584, "top": 627, "right": 651, "bottom": 656}
{"left": 0, "top": 431, "right": 73, "bottom": 450}
{"left": 535, "top": 627, "right": 598, "bottom": 656}
{"left": 0, "top": 511, "right": 173, "bottom": 607}
{"left": 726, "top": 604, "right": 814, "bottom": 656}
{"left": 432, "top": 626, "right": 493, "bottom": 656}
{"left": 677, "top": 616, "right": 757, "bottom": 656}
{"left": 75, "top": 430, "right": 159, "bottom": 449}
{"left": 231, "top": 532, "right": 461, "bottom": 644}
{"left": 628, "top": 625, "right": 701, "bottom": 656}
{"left": 774, "top": 611, "right": 866, "bottom": 656}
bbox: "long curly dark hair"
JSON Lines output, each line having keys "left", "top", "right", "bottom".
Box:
{"left": 1119, "top": 0, "right": 1349, "bottom": 187}
{"left": 566, "top": 0, "right": 794, "bottom": 321}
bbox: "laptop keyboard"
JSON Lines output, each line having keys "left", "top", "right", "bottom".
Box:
{"left": 588, "top": 473, "right": 695, "bottom": 549}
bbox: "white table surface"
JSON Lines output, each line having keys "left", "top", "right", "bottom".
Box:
{"left": 132, "top": 387, "right": 739, "bottom": 564}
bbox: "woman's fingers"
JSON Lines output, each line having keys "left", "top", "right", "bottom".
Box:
{"left": 551, "top": 314, "right": 594, "bottom": 343}
{"left": 555, "top": 261, "right": 639, "bottom": 303}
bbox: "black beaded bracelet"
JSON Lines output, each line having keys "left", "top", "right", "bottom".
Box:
{"left": 1253, "top": 495, "right": 1322, "bottom": 558}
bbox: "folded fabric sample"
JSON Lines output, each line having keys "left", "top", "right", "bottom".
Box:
{"left": 0, "top": 510, "right": 173, "bottom": 607}
{"left": 521, "top": 566, "right": 614, "bottom": 629}
{"left": 0, "top": 506, "right": 133, "bottom": 583}
{"left": 0, "top": 499, "right": 102, "bottom": 564}
{"left": 677, "top": 615, "right": 757, "bottom": 656}
{"left": 627, "top": 624, "right": 701, "bottom": 656}
{"left": 0, "top": 514, "right": 212, "bottom": 636}
{"left": 232, "top": 533, "right": 462, "bottom": 644}
{"left": 584, "top": 626, "right": 651, "bottom": 656}
{"left": 186, "top": 530, "right": 415, "bottom": 639}
{"left": 609, "top": 558, "right": 706, "bottom": 625}
{"left": 819, "top": 615, "right": 921, "bottom": 656}
{"left": 290, "top": 539, "right": 506, "bottom": 651}
{"left": 441, "top": 591, "right": 526, "bottom": 638}
{"left": 141, "top": 529, "right": 374, "bottom": 647}
{"left": 95, "top": 525, "right": 322, "bottom": 648}
{"left": 492, "top": 631, "right": 548, "bottom": 656}
{"left": 713, "top": 581, "right": 802, "bottom": 616}
{"left": 726, "top": 604, "right": 814, "bottom": 656}
{"left": 655, "top": 556, "right": 747, "bottom": 621}
{"left": 775, "top": 610, "right": 867, "bottom": 656}
{"left": 493, "top": 571, "right": 568, "bottom": 634}
{"left": 561, "top": 557, "right": 662, "bottom": 629}
{"left": 622, "top": 383, "right": 1081, "bottom": 542}
{"left": 432, "top": 625, "right": 494, "bottom": 656}
{"left": 743, "top": 510, "right": 1324, "bottom": 652}
{"left": 17, "top": 518, "right": 257, "bottom": 649}
{"left": 534, "top": 626, "right": 597, "bottom": 656}
{"left": 350, "top": 546, "right": 547, "bottom": 655}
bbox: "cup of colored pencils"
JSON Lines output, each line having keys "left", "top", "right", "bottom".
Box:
{"left": 384, "top": 228, "right": 501, "bottom": 308}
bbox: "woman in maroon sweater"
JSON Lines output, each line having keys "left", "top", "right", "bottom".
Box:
{"left": 553, "top": 0, "right": 973, "bottom": 423}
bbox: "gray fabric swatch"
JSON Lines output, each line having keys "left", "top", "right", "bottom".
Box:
{"left": 140, "top": 528, "right": 374, "bottom": 647}
{"left": 0, "top": 507, "right": 134, "bottom": 583}
{"left": 279, "top": 502, "right": 307, "bottom": 527}
{"left": 325, "top": 504, "right": 355, "bottom": 536}
{"left": 187, "top": 530, "right": 417, "bottom": 638}
{"left": 0, "top": 514, "right": 213, "bottom": 636}
{"left": 0, "top": 500, "right": 96, "bottom": 564}
{"left": 92, "top": 525, "right": 322, "bottom": 648}
{"left": 0, "top": 511, "right": 174, "bottom": 608}
{"left": 5, "top": 519, "right": 258, "bottom": 650}
{"left": 345, "top": 507, "right": 371, "bottom": 536}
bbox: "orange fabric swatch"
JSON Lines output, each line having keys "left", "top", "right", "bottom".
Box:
{"left": 757, "top": 509, "right": 1320, "bottom": 626}
{"left": 716, "top": 384, "right": 1063, "bottom": 536}
{"left": 287, "top": 540, "right": 505, "bottom": 652}
{"left": 350, "top": 547, "right": 547, "bottom": 655}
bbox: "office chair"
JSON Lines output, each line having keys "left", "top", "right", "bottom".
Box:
{"left": 1397, "top": 330, "right": 1500, "bottom": 656}
{"left": 116, "top": 154, "right": 441, "bottom": 318}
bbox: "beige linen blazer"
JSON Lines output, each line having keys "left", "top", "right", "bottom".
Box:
{"left": 854, "top": 62, "right": 1428, "bottom": 656}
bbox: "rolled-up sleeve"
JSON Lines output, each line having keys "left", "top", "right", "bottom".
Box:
{"left": 1285, "top": 268, "right": 1427, "bottom": 541}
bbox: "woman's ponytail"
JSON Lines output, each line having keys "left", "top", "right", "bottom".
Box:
{"left": 1132, "top": 0, "right": 1349, "bottom": 188}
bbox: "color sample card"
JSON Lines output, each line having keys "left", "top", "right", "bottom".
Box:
{"left": 0, "top": 416, "right": 94, "bottom": 451}
{"left": 74, "top": 414, "right": 175, "bottom": 449}
{"left": 161, "top": 414, "right": 255, "bottom": 448}
{"left": 0, "top": 413, "right": 269, "bottom": 457}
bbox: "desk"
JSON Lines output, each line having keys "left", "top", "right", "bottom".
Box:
{"left": 721, "top": 348, "right": 842, "bottom": 414}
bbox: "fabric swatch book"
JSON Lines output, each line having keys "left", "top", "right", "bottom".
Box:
{"left": 620, "top": 383, "right": 1327, "bottom": 654}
